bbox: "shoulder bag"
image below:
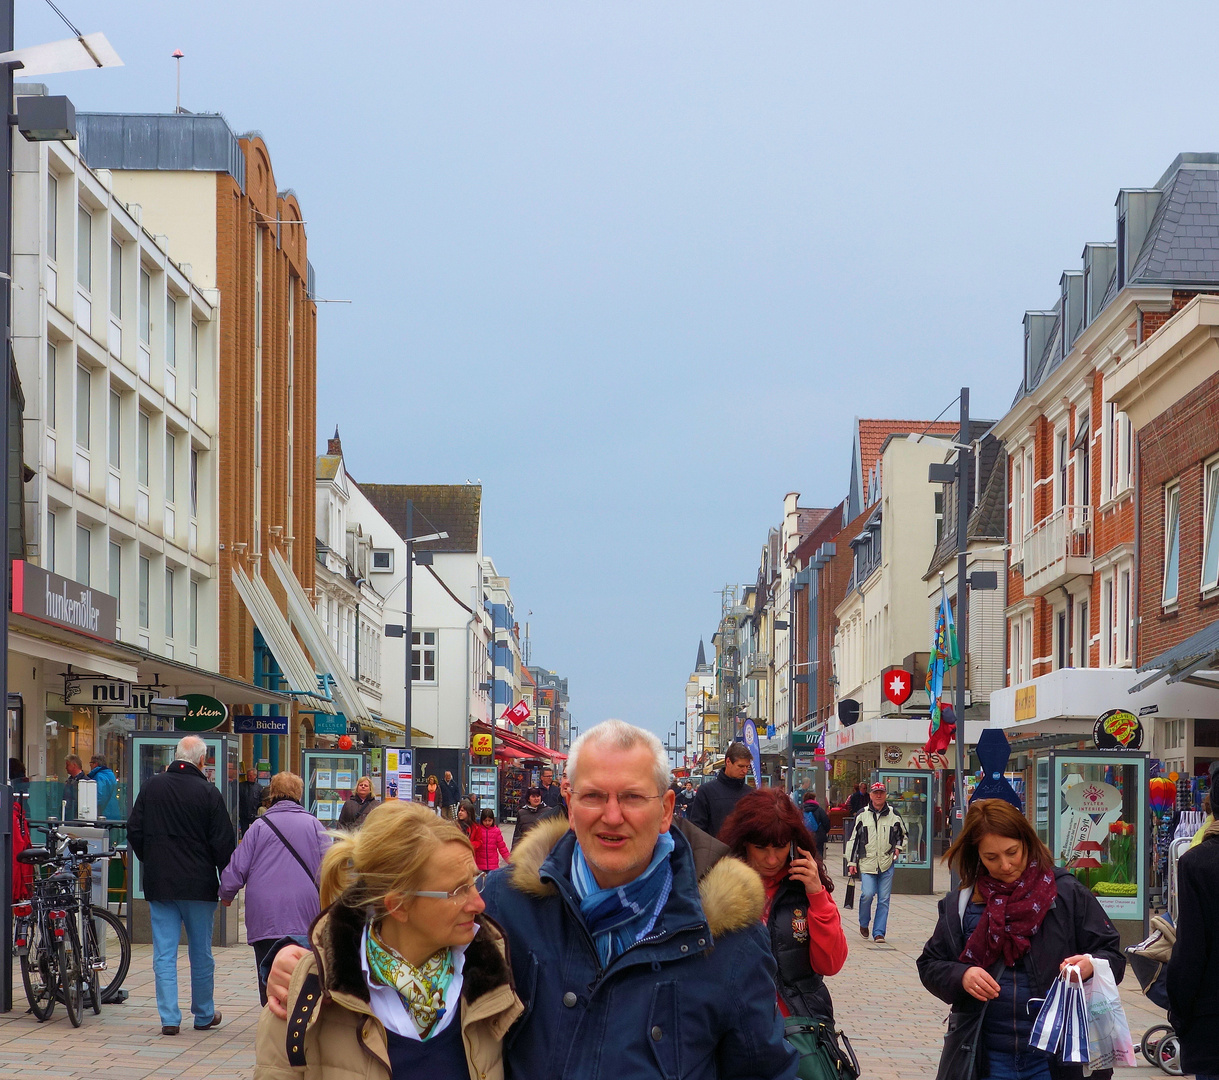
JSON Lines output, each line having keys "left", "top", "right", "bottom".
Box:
{"left": 784, "top": 1016, "right": 860, "bottom": 1080}
{"left": 261, "top": 815, "right": 319, "bottom": 887}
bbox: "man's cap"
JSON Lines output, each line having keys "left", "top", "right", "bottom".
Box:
{"left": 870, "top": 782, "right": 887, "bottom": 793}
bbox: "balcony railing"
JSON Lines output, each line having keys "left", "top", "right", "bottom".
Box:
{"left": 1021, "top": 505, "right": 1093, "bottom": 597}
{"left": 744, "top": 650, "right": 770, "bottom": 678}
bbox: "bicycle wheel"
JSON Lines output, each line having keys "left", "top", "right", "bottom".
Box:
{"left": 82, "top": 916, "right": 101, "bottom": 1015}
{"left": 19, "top": 919, "right": 57, "bottom": 1021}
{"left": 59, "top": 922, "right": 83, "bottom": 1028}
{"left": 91, "top": 907, "right": 131, "bottom": 1004}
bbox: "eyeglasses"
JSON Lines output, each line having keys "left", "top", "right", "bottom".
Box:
{"left": 570, "top": 789, "right": 663, "bottom": 812}
{"left": 406, "top": 873, "right": 488, "bottom": 904}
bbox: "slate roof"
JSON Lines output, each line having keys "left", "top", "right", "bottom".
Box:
{"left": 359, "top": 484, "right": 481, "bottom": 553}
{"left": 1130, "top": 162, "right": 1219, "bottom": 283}
{"left": 925, "top": 428, "right": 1005, "bottom": 578}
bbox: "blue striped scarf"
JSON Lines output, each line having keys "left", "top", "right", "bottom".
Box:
{"left": 571, "top": 831, "right": 675, "bottom": 966}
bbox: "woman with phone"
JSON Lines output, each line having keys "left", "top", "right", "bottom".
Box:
{"left": 719, "top": 787, "right": 848, "bottom": 1020}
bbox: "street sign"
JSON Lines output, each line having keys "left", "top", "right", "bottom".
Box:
{"left": 883, "top": 669, "right": 913, "bottom": 706}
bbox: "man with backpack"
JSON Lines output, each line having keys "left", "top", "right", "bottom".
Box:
{"left": 801, "top": 789, "right": 831, "bottom": 855}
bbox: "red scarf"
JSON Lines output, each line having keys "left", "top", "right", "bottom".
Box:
{"left": 960, "top": 860, "right": 1057, "bottom": 968}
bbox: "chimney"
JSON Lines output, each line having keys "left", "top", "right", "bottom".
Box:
{"left": 327, "top": 426, "right": 342, "bottom": 456}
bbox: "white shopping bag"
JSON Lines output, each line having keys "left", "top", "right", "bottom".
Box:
{"left": 1083, "top": 956, "right": 1137, "bottom": 1072}
{"left": 1030, "top": 963, "right": 1090, "bottom": 1064}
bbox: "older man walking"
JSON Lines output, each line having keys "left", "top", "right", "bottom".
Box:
{"left": 847, "top": 781, "right": 907, "bottom": 944}
{"left": 265, "top": 718, "right": 796, "bottom": 1079}
{"left": 128, "top": 735, "right": 236, "bottom": 1035}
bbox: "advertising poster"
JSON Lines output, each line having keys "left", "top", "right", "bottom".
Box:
{"left": 383, "top": 748, "right": 413, "bottom": 802}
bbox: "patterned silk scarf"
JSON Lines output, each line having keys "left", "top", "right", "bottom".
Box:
{"left": 365, "top": 926, "right": 455, "bottom": 1038}
{"left": 960, "top": 860, "right": 1058, "bottom": 969}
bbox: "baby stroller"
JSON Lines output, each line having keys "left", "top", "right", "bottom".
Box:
{"left": 1125, "top": 914, "right": 1181, "bottom": 1074}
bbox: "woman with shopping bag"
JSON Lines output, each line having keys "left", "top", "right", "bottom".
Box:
{"left": 917, "top": 799, "right": 1125, "bottom": 1080}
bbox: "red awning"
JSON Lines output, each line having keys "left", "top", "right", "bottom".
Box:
{"left": 471, "top": 721, "right": 567, "bottom": 762}
{"left": 494, "top": 745, "right": 528, "bottom": 761}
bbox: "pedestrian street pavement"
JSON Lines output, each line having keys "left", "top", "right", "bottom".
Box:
{"left": 0, "top": 851, "right": 1186, "bottom": 1079}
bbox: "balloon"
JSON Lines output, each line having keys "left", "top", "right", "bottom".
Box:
{"left": 337, "top": 734, "right": 354, "bottom": 751}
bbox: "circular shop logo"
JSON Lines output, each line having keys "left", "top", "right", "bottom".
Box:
{"left": 1093, "top": 709, "right": 1144, "bottom": 750}
{"left": 883, "top": 744, "right": 903, "bottom": 764}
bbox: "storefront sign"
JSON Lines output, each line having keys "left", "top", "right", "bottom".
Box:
{"left": 883, "top": 744, "right": 904, "bottom": 764}
{"left": 906, "top": 750, "right": 950, "bottom": 770}
{"left": 471, "top": 733, "right": 493, "bottom": 756}
{"left": 883, "top": 670, "right": 913, "bottom": 706}
{"left": 12, "top": 560, "right": 117, "bottom": 641}
{"left": 1093, "top": 709, "right": 1144, "bottom": 750}
{"left": 232, "top": 714, "right": 289, "bottom": 735}
{"left": 313, "top": 713, "right": 348, "bottom": 737}
{"left": 65, "top": 677, "right": 131, "bottom": 708}
{"left": 1014, "top": 685, "right": 1037, "bottom": 722}
{"left": 175, "top": 694, "right": 230, "bottom": 731}
{"left": 98, "top": 686, "right": 156, "bottom": 713}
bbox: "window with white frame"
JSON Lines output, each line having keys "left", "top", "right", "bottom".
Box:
{"left": 46, "top": 343, "right": 56, "bottom": 430}
{"left": 76, "top": 206, "right": 91, "bottom": 291}
{"left": 165, "top": 296, "right": 176, "bottom": 370}
{"left": 165, "top": 567, "right": 175, "bottom": 640}
{"left": 1120, "top": 566, "right": 1132, "bottom": 663}
{"left": 138, "top": 554, "right": 150, "bottom": 629}
{"left": 47, "top": 173, "right": 57, "bottom": 261}
{"left": 1163, "top": 482, "right": 1181, "bottom": 606}
{"left": 1074, "top": 412, "right": 1091, "bottom": 509}
{"left": 1057, "top": 429, "right": 1069, "bottom": 508}
{"left": 412, "top": 630, "right": 437, "bottom": 683}
{"left": 190, "top": 448, "right": 198, "bottom": 518}
{"left": 1022, "top": 613, "right": 1033, "bottom": 681}
{"left": 1010, "top": 617, "right": 1022, "bottom": 684}
{"left": 165, "top": 430, "right": 176, "bottom": 504}
{"left": 1203, "top": 457, "right": 1219, "bottom": 593}
{"left": 1055, "top": 608, "right": 1068, "bottom": 670}
{"left": 76, "top": 524, "right": 90, "bottom": 585}
{"left": 109, "top": 541, "right": 120, "bottom": 604}
{"left": 75, "top": 365, "right": 90, "bottom": 449}
{"left": 1076, "top": 598, "right": 1089, "bottom": 668}
{"left": 45, "top": 509, "right": 55, "bottom": 573}
{"left": 108, "top": 391, "right": 120, "bottom": 469}
{"left": 138, "top": 268, "right": 150, "bottom": 345}
{"left": 1011, "top": 456, "right": 1024, "bottom": 557}
{"left": 1024, "top": 449, "right": 1034, "bottom": 530}
{"left": 1102, "top": 574, "right": 1116, "bottom": 667}
{"left": 189, "top": 577, "right": 199, "bottom": 649}
{"left": 109, "top": 240, "right": 121, "bottom": 318}
{"left": 190, "top": 320, "right": 198, "bottom": 390}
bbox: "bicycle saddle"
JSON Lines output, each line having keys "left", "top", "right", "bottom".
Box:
{"left": 16, "top": 846, "right": 54, "bottom": 865}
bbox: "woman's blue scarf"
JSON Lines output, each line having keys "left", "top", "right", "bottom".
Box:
{"left": 571, "top": 831, "right": 675, "bottom": 966}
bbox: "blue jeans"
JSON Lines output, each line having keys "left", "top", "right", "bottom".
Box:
{"left": 981, "top": 1049, "right": 1052, "bottom": 1080}
{"left": 148, "top": 899, "right": 217, "bottom": 1028}
{"left": 858, "top": 865, "right": 895, "bottom": 937}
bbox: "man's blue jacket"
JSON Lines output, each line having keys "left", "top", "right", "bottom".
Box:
{"left": 480, "top": 817, "right": 799, "bottom": 1080}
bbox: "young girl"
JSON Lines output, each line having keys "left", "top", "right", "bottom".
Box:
{"left": 472, "top": 808, "right": 511, "bottom": 872}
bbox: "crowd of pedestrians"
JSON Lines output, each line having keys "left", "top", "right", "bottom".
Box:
{"left": 115, "top": 723, "right": 1219, "bottom": 1080}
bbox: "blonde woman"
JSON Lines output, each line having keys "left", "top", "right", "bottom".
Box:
{"left": 254, "top": 800, "right": 521, "bottom": 1080}
{"left": 338, "top": 776, "right": 378, "bottom": 830}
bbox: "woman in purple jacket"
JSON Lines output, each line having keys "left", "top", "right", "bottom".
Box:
{"left": 220, "top": 771, "right": 331, "bottom": 1003}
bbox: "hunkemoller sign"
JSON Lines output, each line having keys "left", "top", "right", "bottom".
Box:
{"left": 12, "top": 560, "right": 118, "bottom": 642}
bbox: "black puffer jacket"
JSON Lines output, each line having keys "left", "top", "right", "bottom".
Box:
{"left": 128, "top": 760, "right": 237, "bottom": 902}
{"left": 686, "top": 769, "right": 748, "bottom": 839}
{"left": 1166, "top": 830, "right": 1219, "bottom": 1076}
{"left": 769, "top": 876, "right": 833, "bottom": 1021}
{"left": 917, "top": 868, "right": 1124, "bottom": 1080}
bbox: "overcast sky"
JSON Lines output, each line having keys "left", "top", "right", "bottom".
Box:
{"left": 24, "top": 2, "right": 1219, "bottom": 739}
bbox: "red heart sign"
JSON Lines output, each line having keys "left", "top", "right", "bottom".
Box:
{"left": 883, "top": 669, "right": 913, "bottom": 706}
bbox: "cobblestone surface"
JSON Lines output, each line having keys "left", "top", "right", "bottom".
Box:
{"left": 0, "top": 850, "right": 1183, "bottom": 1078}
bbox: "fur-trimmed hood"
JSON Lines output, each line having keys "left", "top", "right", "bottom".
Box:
{"left": 505, "top": 816, "right": 763, "bottom": 938}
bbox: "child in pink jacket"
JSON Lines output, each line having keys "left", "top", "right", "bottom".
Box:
{"left": 473, "top": 807, "right": 511, "bottom": 871}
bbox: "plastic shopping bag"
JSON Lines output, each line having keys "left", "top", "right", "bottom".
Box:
{"left": 1083, "top": 956, "right": 1137, "bottom": 1072}
{"left": 1030, "top": 964, "right": 1090, "bottom": 1064}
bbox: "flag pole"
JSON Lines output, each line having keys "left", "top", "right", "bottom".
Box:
{"left": 952, "top": 388, "right": 971, "bottom": 846}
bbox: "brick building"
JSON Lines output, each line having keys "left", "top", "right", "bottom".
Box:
{"left": 991, "top": 154, "right": 1219, "bottom": 835}
{"left": 1111, "top": 294, "right": 1219, "bottom": 781}
{"left": 77, "top": 113, "right": 330, "bottom": 773}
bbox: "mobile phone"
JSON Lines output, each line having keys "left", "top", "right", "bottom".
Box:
{"left": 790, "top": 841, "right": 799, "bottom": 862}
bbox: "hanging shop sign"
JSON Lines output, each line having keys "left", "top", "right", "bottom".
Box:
{"left": 98, "top": 686, "right": 157, "bottom": 713}
{"left": 65, "top": 677, "right": 131, "bottom": 708}
{"left": 883, "top": 669, "right": 913, "bottom": 707}
{"left": 232, "top": 713, "right": 289, "bottom": 735}
{"left": 312, "top": 713, "right": 348, "bottom": 737}
{"left": 175, "top": 694, "right": 230, "bottom": 731}
{"left": 12, "top": 560, "right": 117, "bottom": 641}
{"left": 1093, "top": 709, "right": 1144, "bottom": 751}
{"left": 471, "top": 733, "right": 493, "bottom": 756}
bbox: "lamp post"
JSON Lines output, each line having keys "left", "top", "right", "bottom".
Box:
{"left": 383, "top": 500, "right": 447, "bottom": 752}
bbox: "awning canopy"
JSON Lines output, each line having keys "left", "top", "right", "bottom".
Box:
{"left": 267, "top": 548, "right": 405, "bottom": 739}
{"left": 133, "top": 650, "right": 290, "bottom": 706}
{"left": 8, "top": 615, "right": 139, "bottom": 682}
{"left": 470, "top": 720, "right": 567, "bottom": 761}
{"left": 230, "top": 564, "right": 337, "bottom": 713}
{"left": 1130, "top": 617, "right": 1219, "bottom": 693}
{"left": 494, "top": 745, "right": 528, "bottom": 761}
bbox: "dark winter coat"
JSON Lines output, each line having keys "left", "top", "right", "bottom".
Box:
{"left": 917, "top": 867, "right": 1124, "bottom": 1080}
{"left": 538, "top": 781, "right": 564, "bottom": 809}
{"left": 1166, "top": 828, "right": 1219, "bottom": 1075}
{"left": 336, "top": 793, "right": 377, "bottom": 830}
{"left": 481, "top": 817, "right": 798, "bottom": 1080}
{"left": 239, "top": 780, "right": 264, "bottom": 828}
{"left": 439, "top": 776, "right": 461, "bottom": 808}
{"left": 128, "top": 759, "right": 237, "bottom": 903}
{"left": 511, "top": 801, "right": 548, "bottom": 847}
{"left": 768, "top": 876, "right": 834, "bottom": 1021}
{"left": 686, "top": 768, "right": 748, "bottom": 840}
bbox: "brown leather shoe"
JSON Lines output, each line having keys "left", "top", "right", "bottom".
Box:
{"left": 161, "top": 1025, "right": 179, "bottom": 1036}
{"left": 859, "top": 924, "right": 869, "bottom": 938}
{"left": 873, "top": 935, "right": 886, "bottom": 944}
{"left": 194, "top": 1011, "right": 222, "bottom": 1031}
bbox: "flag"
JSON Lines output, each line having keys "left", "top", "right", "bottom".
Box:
{"left": 924, "top": 585, "right": 960, "bottom": 754}
{"left": 501, "top": 700, "right": 531, "bottom": 725}
{"left": 741, "top": 719, "right": 762, "bottom": 784}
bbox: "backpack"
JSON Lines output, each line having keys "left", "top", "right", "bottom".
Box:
{"left": 12, "top": 799, "right": 34, "bottom": 901}
{"left": 803, "top": 809, "right": 821, "bottom": 833}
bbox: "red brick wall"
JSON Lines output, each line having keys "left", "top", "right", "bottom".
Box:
{"left": 216, "top": 138, "right": 319, "bottom": 771}
{"left": 1137, "top": 367, "right": 1219, "bottom": 662}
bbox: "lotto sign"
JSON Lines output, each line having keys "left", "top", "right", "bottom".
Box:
{"left": 471, "top": 733, "right": 493, "bottom": 756}
{"left": 883, "top": 669, "right": 913, "bottom": 706}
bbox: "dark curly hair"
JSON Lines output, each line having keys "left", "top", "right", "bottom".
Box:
{"left": 718, "top": 787, "right": 834, "bottom": 894}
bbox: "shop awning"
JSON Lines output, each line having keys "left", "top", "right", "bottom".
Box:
{"left": 8, "top": 615, "right": 139, "bottom": 682}
{"left": 494, "top": 745, "right": 528, "bottom": 761}
{"left": 133, "top": 650, "right": 291, "bottom": 706}
{"left": 230, "top": 564, "right": 337, "bottom": 713}
{"left": 1130, "top": 617, "right": 1219, "bottom": 693}
{"left": 471, "top": 720, "right": 567, "bottom": 761}
{"left": 267, "top": 548, "right": 405, "bottom": 739}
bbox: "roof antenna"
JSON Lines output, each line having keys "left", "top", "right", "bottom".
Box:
{"left": 172, "top": 49, "right": 184, "bottom": 113}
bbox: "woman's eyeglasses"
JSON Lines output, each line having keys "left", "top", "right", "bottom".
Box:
{"left": 406, "top": 873, "right": 488, "bottom": 904}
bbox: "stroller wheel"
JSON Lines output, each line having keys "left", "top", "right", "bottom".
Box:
{"left": 1141, "top": 1024, "right": 1173, "bottom": 1066}
{"left": 1155, "top": 1033, "right": 1183, "bottom": 1075}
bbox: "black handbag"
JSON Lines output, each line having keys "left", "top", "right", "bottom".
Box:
{"left": 784, "top": 1015, "right": 860, "bottom": 1080}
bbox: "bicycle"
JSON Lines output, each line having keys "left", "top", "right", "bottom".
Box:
{"left": 14, "top": 825, "right": 132, "bottom": 1023}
